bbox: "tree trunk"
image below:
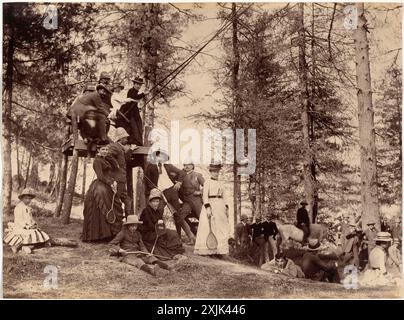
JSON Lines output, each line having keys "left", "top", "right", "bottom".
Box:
{"left": 298, "top": 3, "right": 317, "bottom": 223}
{"left": 54, "top": 153, "right": 68, "bottom": 217}
{"left": 354, "top": 3, "right": 380, "bottom": 229}
{"left": 2, "top": 7, "right": 15, "bottom": 217}
{"left": 24, "top": 146, "right": 32, "bottom": 189}
{"left": 29, "top": 161, "right": 39, "bottom": 189}
{"left": 54, "top": 121, "right": 70, "bottom": 217}
{"left": 61, "top": 114, "right": 79, "bottom": 224}
{"left": 310, "top": 3, "right": 319, "bottom": 222}
{"left": 16, "top": 131, "right": 21, "bottom": 188}
{"left": 232, "top": 3, "right": 242, "bottom": 231}
{"left": 46, "top": 161, "right": 56, "bottom": 193}
{"left": 81, "top": 157, "right": 87, "bottom": 202}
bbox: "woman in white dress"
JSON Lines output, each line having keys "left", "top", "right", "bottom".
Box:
{"left": 194, "top": 163, "right": 230, "bottom": 256}
{"left": 4, "top": 189, "right": 50, "bottom": 254}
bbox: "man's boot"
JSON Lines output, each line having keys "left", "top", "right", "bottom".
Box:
{"left": 140, "top": 264, "right": 156, "bottom": 276}
{"left": 154, "top": 260, "right": 173, "bottom": 270}
{"left": 180, "top": 220, "right": 196, "bottom": 245}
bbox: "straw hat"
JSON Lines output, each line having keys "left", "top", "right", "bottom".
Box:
{"left": 375, "top": 232, "right": 392, "bottom": 242}
{"left": 18, "top": 188, "right": 36, "bottom": 200}
{"left": 123, "top": 215, "right": 143, "bottom": 226}
{"left": 111, "top": 127, "right": 129, "bottom": 143}
{"left": 149, "top": 188, "right": 162, "bottom": 202}
{"left": 300, "top": 200, "right": 308, "bottom": 206}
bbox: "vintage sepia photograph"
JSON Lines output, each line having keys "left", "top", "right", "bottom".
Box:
{"left": 1, "top": 1, "right": 403, "bottom": 300}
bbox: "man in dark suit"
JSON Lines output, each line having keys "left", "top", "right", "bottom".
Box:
{"left": 70, "top": 83, "right": 113, "bottom": 144}
{"left": 144, "top": 150, "right": 195, "bottom": 244}
{"left": 235, "top": 214, "right": 251, "bottom": 251}
{"left": 296, "top": 200, "right": 310, "bottom": 244}
{"left": 108, "top": 128, "right": 133, "bottom": 217}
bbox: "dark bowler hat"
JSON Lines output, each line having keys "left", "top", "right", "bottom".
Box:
{"left": 307, "top": 239, "right": 322, "bottom": 251}
{"left": 208, "top": 162, "right": 222, "bottom": 171}
{"left": 132, "top": 77, "right": 144, "bottom": 85}
{"left": 300, "top": 200, "right": 308, "bottom": 206}
{"left": 96, "top": 83, "right": 112, "bottom": 94}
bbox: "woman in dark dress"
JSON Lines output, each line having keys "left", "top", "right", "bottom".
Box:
{"left": 139, "top": 188, "right": 185, "bottom": 258}
{"left": 82, "top": 147, "right": 124, "bottom": 242}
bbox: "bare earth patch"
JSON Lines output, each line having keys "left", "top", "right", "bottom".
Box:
{"left": 3, "top": 217, "right": 402, "bottom": 299}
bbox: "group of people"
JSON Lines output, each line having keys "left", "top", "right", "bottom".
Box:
{"left": 3, "top": 71, "right": 402, "bottom": 283}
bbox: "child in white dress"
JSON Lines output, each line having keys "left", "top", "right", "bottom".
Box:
{"left": 4, "top": 189, "right": 50, "bottom": 254}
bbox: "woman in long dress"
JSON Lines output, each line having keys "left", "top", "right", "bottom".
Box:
{"left": 82, "top": 146, "right": 124, "bottom": 242}
{"left": 139, "top": 188, "right": 185, "bottom": 259}
{"left": 4, "top": 188, "right": 50, "bottom": 254}
{"left": 194, "top": 163, "right": 230, "bottom": 256}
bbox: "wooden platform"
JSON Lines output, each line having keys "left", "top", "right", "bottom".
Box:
{"left": 62, "top": 138, "right": 151, "bottom": 158}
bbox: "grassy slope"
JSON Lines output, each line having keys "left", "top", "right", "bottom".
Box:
{"left": 3, "top": 217, "right": 402, "bottom": 299}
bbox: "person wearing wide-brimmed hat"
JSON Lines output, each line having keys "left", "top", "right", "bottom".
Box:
{"left": 367, "top": 232, "right": 392, "bottom": 274}
{"left": 138, "top": 189, "right": 185, "bottom": 259}
{"left": 109, "top": 214, "right": 172, "bottom": 276}
{"left": 4, "top": 189, "right": 50, "bottom": 254}
{"left": 98, "top": 71, "right": 111, "bottom": 86}
{"left": 301, "top": 239, "right": 340, "bottom": 283}
{"left": 296, "top": 200, "right": 310, "bottom": 245}
{"left": 194, "top": 162, "right": 231, "bottom": 257}
{"left": 107, "top": 127, "right": 133, "bottom": 217}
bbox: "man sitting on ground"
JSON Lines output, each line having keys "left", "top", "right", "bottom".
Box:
{"left": 109, "top": 215, "right": 172, "bottom": 277}
{"left": 301, "top": 239, "right": 340, "bottom": 283}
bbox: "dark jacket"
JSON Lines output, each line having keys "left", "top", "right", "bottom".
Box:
{"left": 180, "top": 171, "right": 205, "bottom": 196}
{"left": 139, "top": 205, "right": 163, "bottom": 233}
{"left": 109, "top": 227, "right": 147, "bottom": 252}
{"left": 93, "top": 156, "right": 118, "bottom": 186}
{"left": 235, "top": 222, "right": 250, "bottom": 247}
{"left": 262, "top": 221, "right": 279, "bottom": 241}
{"left": 144, "top": 163, "right": 186, "bottom": 196}
{"left": 70, "top": 91, "right": 111, "bottom": 119}
{"left": 297, "top": 207, "right": 310, "bottom": 226}
{"left": 108, "top": 142, "right": 130, "bottom": 183}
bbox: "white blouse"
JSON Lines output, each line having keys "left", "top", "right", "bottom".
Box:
{"left": 13, "top": 202, "right": 36, "bottom": 229}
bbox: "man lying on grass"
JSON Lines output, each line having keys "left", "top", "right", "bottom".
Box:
{"left": 109, "top": 215, "right": 173, "bottom": 277}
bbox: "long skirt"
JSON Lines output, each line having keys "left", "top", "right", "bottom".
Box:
{"left": 141, "top": 229, "right": 185, "bottom": 259}
{"left": 4, "top": 224, "right": 50, "bottom": 248}
{"left": 194, "top": 198, "right": 229, "bottom": 255}
{"left": 82, "top": 180, "right": 124, "bottom": 241}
